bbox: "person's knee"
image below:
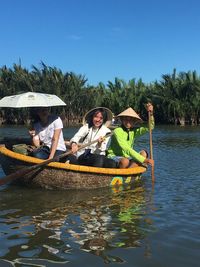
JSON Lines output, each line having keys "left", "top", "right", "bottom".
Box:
{"left": 119, "top": 158, "right": 129, "bottom": 168}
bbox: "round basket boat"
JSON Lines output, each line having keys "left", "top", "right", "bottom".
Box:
{"left": 0, "top": 144, "right": 147, "bottom": 190}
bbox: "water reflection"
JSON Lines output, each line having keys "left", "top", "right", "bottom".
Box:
{"left": 1, "top": 125, "right": 200, "bottom": 266}
{"left": 0, "top": 184, "right": 154, "bottom": 265}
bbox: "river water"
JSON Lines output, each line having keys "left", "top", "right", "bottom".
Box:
{"left": 0, "top": 125, "right": 199, "bottom": 267}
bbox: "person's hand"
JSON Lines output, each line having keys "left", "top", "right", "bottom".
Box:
{"left": 97, "top": 136, "right": 105, "bottom": 146}
{"left": 71, "top": 142, "right": 78, "bottom": 153}
{"left": 48, "top": 155, "right": 54, "bottom": 160}
{"left": 144, "top": 158, "right": 154, "bottom": 167}
{"left": 146, "top": 103, "right": 153, "bottom": 113}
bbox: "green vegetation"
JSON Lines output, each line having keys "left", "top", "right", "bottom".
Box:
{"left": 0, "top": 63, "right": 200, "bottom": 126}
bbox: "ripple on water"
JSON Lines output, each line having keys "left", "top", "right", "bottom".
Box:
{"left": 0, "top": 125, "right": 200, "bottom": 266}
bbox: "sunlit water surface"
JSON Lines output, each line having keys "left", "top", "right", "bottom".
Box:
{"left": 0, "top": 125, "right": 199, "bottom": 267}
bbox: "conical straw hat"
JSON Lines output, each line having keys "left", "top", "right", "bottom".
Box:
{"left": 82, "top": 107, "right": 113, "bottom": 127}
{"left": 117, "top": 107, "right": 142, "bottom": 121}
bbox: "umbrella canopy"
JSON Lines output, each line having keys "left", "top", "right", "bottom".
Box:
{"left": 0, "top": 92, "right": 66, "bottom": 108}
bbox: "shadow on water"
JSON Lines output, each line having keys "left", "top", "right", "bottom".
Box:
{"left": 0, "top": 182, "right": 155, "bottom": 266}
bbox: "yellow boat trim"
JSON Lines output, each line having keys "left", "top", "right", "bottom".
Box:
{"left": 0, "top": 146, "right": 146, "bottom": 175}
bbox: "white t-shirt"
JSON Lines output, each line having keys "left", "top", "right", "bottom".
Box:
{"left": 70, "top": 124, "right": 111, "bottom": 156}
{"left": 34, "top": 115, "right": 66, "bottom": 151}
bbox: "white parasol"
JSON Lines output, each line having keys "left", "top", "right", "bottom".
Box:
{"left": 0, "top": 92, "right": 66, "bottom": 108}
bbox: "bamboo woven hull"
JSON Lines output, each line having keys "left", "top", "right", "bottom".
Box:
{"left": 0, "top": 146, "right": 147, "bottom": 190}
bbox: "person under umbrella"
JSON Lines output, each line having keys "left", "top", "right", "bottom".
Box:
{"left": 29, "top": 107, "right": 77, "bottom": 164}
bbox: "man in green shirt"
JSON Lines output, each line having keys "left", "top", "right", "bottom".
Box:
{"left": 107, "top": 103, "right": 154, "bottom": 168}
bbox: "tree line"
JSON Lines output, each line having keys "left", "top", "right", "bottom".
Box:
{"left": 0, "top": 62, "right": 200, "bottom": 126}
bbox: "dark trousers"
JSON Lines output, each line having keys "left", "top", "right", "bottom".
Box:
{"left": 78, "top": 153, "right": 117, "bottom": 168}
{"left": 31, "top": 146, "right": 78, "bottom": 164}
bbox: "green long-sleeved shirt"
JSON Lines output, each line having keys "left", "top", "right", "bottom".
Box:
{"left": 107, "top": 116, "right": 154, "bottom": 164}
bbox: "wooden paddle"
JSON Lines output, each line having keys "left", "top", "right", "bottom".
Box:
{"left": 0, "top": 132, "right": 113, "bottom": 186}
{"left": 148, "top": 110, "right": 155, "bottom": 183}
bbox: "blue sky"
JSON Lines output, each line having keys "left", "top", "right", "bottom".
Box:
{"left": 1, "top": 0, "right": 200, "bottom": 86}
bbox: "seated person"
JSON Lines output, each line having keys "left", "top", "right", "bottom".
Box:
{"left": 29, "top": 107, "right": 77, "bottom": 164}
{"left": 107, "top": 103, "right": 154, "bottom": 168}
{"left": 70, "top": 107, "right": 117, "bottom": 168}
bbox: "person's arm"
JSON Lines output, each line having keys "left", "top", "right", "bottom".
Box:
{"left": 70, "top": 125, "right": 89, "bottom": 143}
{"left": 48, "top": 117, "right": 64, "bottom": 159}
{"left": 29, "top": 128, "right": 40, "bottom": 147}
{"left": 133, "top": 104, "right": 154, "bottom": 139}
{"left": 48, "top": 128, "right": 62, "bottom": 159}
{"left": 146, "top": 102, "right": 154, "bottom": 130}
{"left": 95, "top": 128, "right": 111, "bottom": 153}
{"left": 70, "top": 125, "right": 89, "bottom": 153}
{"left": 32, "top": 135, "right": 40, "bottom": 147}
